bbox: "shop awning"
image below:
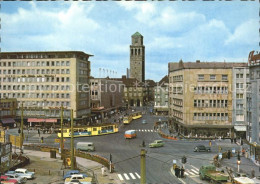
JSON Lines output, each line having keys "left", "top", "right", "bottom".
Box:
{"left": 234, "top": 125, "right": 247, "bottom": 132}
{"left": 0, "top": 118, "right": 15, "bottom": 124}
{"left": 27, "top": 118, "right": 57, "bottom": 123}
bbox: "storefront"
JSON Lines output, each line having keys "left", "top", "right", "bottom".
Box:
{"left": 0, "top": 118, "right": 16, "bottom": 128}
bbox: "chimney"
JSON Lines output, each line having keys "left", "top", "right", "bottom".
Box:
{"left": 179, "top": 59, "right": 184, "bottom": 68}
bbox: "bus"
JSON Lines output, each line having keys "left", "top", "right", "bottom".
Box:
{"left": 57, "top": 124, "right": 118, "bottom": 138}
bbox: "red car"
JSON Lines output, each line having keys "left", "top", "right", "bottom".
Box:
{"left": 0, "top": 175, "right": 18, "bottom": 184}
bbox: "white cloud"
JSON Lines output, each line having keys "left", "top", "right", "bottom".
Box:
{"left": 225, "top": 19, "right": 258, "bottom": 45}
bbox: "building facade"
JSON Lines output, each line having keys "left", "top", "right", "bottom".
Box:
{"left": 130, "top": 32, "right": 145, "bottom": 82}
{"left": 232, "top": 66, "right": 249, "bottom": 139}
{"left": 90, "top": 78, "right": 123, "bottom": 122}
{"left": 247, "top": 51, "right": 260, "bottom": 162}
{"left": 0, "top": 98, "right": 17, "bottom": 127}
{"left": 0, "top": 51, "right": 92, "bottom": 125}
{"left": 168, "top": 60, "right": 246, "bottom": 138}
{"left": 145, "top": 79, "right": 156, "bottom": 102}
{"left": 154, "top": 75, "right": 169, "bottom": 115}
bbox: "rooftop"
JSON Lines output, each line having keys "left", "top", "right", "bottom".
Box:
{"left": 132, "top": 32, "right": 142, "bottom": 37}
{"left": 169, "top": 60, "right": 247, "bottom": 72}
{"left": 158, "top": 75, "right": 169, "bottom": 86}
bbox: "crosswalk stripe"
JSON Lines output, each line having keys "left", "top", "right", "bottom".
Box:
{"left": 148, "top": 130, "right": 150, "bottom": 132}
{"left": 142, "top": 130, "right": 144, "bottom": 132}
{"left": 139, "top": 129, "right": 141, "bottom": 131}
{"left": 118, "top": 174, "right": 124, "bottom": 181}
{"left": 191, "top": 169, "right": 199, "bottom": 174}
{"left": 145, "top": 130, "right": 147, "bottom": 132}
{"left": 184, "top": 172, "right": 189, "bottom": 176}
{"left": 129, "top": 173, "right": 136, "bottom": 180}
{"left": 187, "top": 171, "right": 196, "bottom": 175}
{"left": 135, "top": 172, "right": 141, "bottom": 179}
{"left": 190, "top": 165, "right": 199, "bottom": 172}
{"left": 151, "top": 130, "right": 154, "bottom": 132}
{"left": 124, "top": 173, "right": 130, "bottom": 180}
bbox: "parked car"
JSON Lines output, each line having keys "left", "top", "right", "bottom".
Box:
{"left": 4, "top": 173, "right": 27, "bottom": 184}
{"left": 64, "top": 174, "right": 92, "bottom": 184}
{"left": 0, "top": 175, "right": 19, "bottom": 184}
{"left": 6, "top": 169, "right": 35, "bottom": 180}
{"left": 149, "top": 140, "right": 164, "bottom": 148}
{"left": 66, "top": 179, "right": 82, "bottom": 184}
{"left": 233, "top": 172, "right": 248, "bottom": 178}
{"left": 194, "top": 145, "right": 211, "bottom": 152}
{"left": 63, "top": 170, "right": 87, "bottom": 180}
{"left": 76, "top": 142, "right": 95, "bottom": 152}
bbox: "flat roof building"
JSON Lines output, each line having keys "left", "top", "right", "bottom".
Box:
{"left": 0, "top": 51, "right": 93, "bottom": 125}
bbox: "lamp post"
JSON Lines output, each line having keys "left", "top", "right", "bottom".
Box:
{"left": 70, "top": 109, "right": 75, "bottom": 170}
{"left": 20, "top": 102, "right": 24, "bottom": 154}
{"left": 60, "top": 105, "right": 64, "bottom": 159}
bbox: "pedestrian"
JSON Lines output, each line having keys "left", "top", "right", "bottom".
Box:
{"left": 142, "top": 140, "right": 145, "bottom": 147}
{"left": 227, "top": 150, "right": 231, "bottom": 159}
{"left": 251, "top": 168, "right": 255, "bottom": 178}
{"left": 41, "top": 136, "right": 43, "bottom": 143}
{"left": 231, "top": 138, "right": 233, "bottom": 143}
{"left": 101, "top": 166, "right": 106, "bottom": 176}
{"left": 176, "top": 167, "right": 180, "bottom": 178}
{"left": 234, "top": 137, "right": 237, "bottom": 143}
{"left": 209, "top": 140, "right": 212, "bottom": 147}
{"left": 180, "top": 166, "right": 185, "bottom": 178}
{"left": 174, "top": 165, "right": 177, "bottom": 176}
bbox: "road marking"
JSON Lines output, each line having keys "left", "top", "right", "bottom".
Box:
{"left": 191, "top": 169, "right": 199, "bottom": 174}
{"left": 187, "top": 171, "right": 196, "bottom": 175}
{"left": 151, "top": 130, "right": 154, "bottom": 132}
{"left": 124, "top": 173, "right": 130, "bottom": 180}
{"left": 184, "top": 172, "right": 189, "bottom": 176}
{"left": 129, "top": 173, "right": 136, "bottom": 180}
{"left": 142, "top": 130, "right": 144, "bottom": 132}
{"left": 148, "top": 130, "right": 150, "bottom": 132}
{"left": 139, "top": 129, "right": 141, "bottom": 131}
{"left": 145, "top": 130, "right": 147, "bottom": 132}
{"left": 118, "top": 174, "right": 124, "bottom": 181}
{"left": 135, "top": 172, "right": 141, "bottom": 179}
{"left": 190, "top": 165, "right": 199, "bottom": 171}
{"left": 178, "top": 178, "right": 186, "bottom": 184}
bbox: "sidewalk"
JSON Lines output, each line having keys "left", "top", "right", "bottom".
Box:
{"left": 22, "top": 149, "right": 121, "bottom": 184}
{"left": 221, "top": 155, "right": 260, "bottom": 177}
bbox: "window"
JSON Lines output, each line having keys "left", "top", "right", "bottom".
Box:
{"left": 198, "top": 75, "right": 204, "bottom": 80}
{"left": 236, "top": 83, "right": 243, "bottom": 89}
{"left": 222, "top": 75, "right": 228, "bottom": 81}
{"left": 66, "top": 61, "right": 70, "bottom": 66}
{"left": 210, "top": 75, "right": 216, "bottom": 80}
{"left": 236, "top": 93, "right": 243, "bottom": 99}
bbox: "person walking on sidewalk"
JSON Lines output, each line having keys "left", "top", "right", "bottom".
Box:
{"left": 101, "top": 166, "right": 106, "bottom": 176}
{"left": 180, "top": 166, "right": 185, "bottom": 178}
{"left": 251, "top": 168, "right": 255, "bottom": 178}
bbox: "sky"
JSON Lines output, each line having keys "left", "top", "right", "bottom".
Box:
{"left": 1, "top": 1, "right": 259, "bottom": 82}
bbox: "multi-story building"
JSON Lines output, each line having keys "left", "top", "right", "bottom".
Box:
{"left": 0, "top": 98, "right": 17, "bottom": 127}
{"left": 115, "top": 76, "right": 146, "bottom": 107}
{"left": 154, "top": 75, "right": 169, "bottom": 115}
{"left": 145, "top": 79, "right": 156, "bottom": 102}
{"left": 232, "top": 65, "right": 249, "bottom": 139}
{"left": 90, "top": 78, "right": 123, "bottom": 123}
{"left": 247, "top": 50, "right": 260, "bottom": 162}
{"left": 0, "top": 51, "right": 92, "bottom": 126}
{"left": 130, "top": 32, "right": 145, "bottom": 82}
{"left": 168, "top": 60, "right": 246, "bottom": 138}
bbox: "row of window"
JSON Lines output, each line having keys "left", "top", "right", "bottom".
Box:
{"left": 17, "top": 109, "right": 71, "bottom": 117}
{"left": 0, "top": 85, "right": 71, "bottom": 91}
{"left": 169, "top": 87, "right": 183, "bottom": 94}
{"left": 0, "top": 61, "right": 70, "bottom": 67}
{"left": 154, "top": 102, "right": 168, "bottom": 106}
{"left": 194, "top": 86, "right": 228, "bottom": 94}
{"left": 170, "top": 75, "right": 183, "bottom": 82}
{"left": 154, "top": 95, "right": 168, "bottom": 98}
{"left": 1, "top": 76, "right": 70, "bottom": 83}
{"left": 19, "top": 101, "right": 71, "bottom": 107}
{"left": 194, "top": 113, "right": 228, "bottom": 121}
{"left": 125, "top": 93, "right": 143, "bottom": 97}
{"left": 172, "top": 98, "right": 183, "bottom": 106}
{"left": 0, "top": 102, "right": 16, "bottom": 108}
{"left": 130, "top": 48, "right": 144, "bottom": 56}
{"left": 194, "top": 100, "right": 228, "bottom": 108}
{"left": 198, "top": 74, "right": 228, "bottom": 81}
{"left": 172, "top": 110, "right": 183, "bottom": 119}
{"left": 236, "top": 73, "right": 249, "bottom": 79}
{"left": 0, "top": 93, "right": 70, "bottom": 99}
{"left": 0, "top": 110, "right": 15, "bottom": 116}
{"left": 0, "top": 68, "right": 70, "bottom": 75}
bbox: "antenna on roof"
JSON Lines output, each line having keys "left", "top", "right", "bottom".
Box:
{"left": 99, "top": 68, "right": 101, "bottom": 78}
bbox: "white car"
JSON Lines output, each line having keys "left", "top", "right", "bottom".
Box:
{"left": 64, "top": 174, "right": 91, "bottom": 184}
{"left": 6, "top": 168, "right": 35, "bottom": 179}
{"left": 5, "top": 173, "right": 27, "bottom": 184}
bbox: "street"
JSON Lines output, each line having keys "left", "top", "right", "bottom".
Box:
{"left": 6, "top": 107, "right": 241, "bottom": 184}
